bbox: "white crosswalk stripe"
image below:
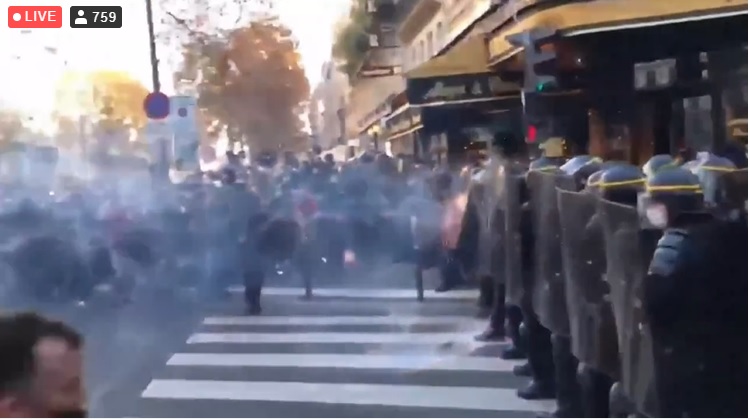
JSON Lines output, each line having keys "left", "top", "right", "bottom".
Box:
{"left": 138, "top": 296, "right": 554, "bottom": 417}
{"left": 227, "top": 286, "right": 479, "bottom": 300}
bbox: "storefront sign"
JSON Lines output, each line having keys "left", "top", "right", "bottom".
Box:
{"left": 406, "top": 73, "right": 514, "bottom": 105}
{"left": 359, "top": 66, "right": 401, "bottom": 78}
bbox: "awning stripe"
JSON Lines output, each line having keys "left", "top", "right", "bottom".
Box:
{"left": 487, "top": 0, "right": 748, "bottom": 66}
{"left": 388, "top": 124, "right": 424, "bottom": 141}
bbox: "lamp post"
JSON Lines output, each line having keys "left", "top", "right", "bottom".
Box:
{"left": 145, "top": 0, "right": 161, "bottom": 92}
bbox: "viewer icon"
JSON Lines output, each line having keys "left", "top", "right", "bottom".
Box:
{"left": 74, "top": 10, "right": 87, "bottom": 26}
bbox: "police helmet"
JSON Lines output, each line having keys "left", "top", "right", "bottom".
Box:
{"left": 686, "top": 152, "right": 744, "bottom": 211}
{"left": 642, "top": 154, "right": 679, "bottom": 178}
{"left": 561, "top": 155, "right": 603, "bottom": 190}
{"left": 639, "top": 167, "right": 704, "bottom": 229}
{"left": 584, "top": 169, "right": 605, "bottom": 194}
{"left": 595, "top": 163, "right": 644, "bottom": 205}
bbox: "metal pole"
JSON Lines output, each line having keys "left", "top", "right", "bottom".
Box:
{"left": 145, "top": 0, "right": 161, "bottom": 92}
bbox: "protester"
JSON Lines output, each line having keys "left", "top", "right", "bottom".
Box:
{"left": 0, "top": 312, "right": 86, "bottom": 418}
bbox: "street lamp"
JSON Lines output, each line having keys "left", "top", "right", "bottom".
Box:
{"left": 145, "top": 0, "right": 161, "bottom": 92}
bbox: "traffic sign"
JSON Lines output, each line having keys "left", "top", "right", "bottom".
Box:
{"left": 169, "top": 95, "right": 197, "bottom": 132}
{"left": 143, "top": 92, "right": 170, "bottom": 119}
{"left": 169, "top": 96, "right": 200, "bottom": 171}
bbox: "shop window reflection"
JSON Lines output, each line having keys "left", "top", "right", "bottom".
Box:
{"left": 682, "top": 95, "right": 713, "bottom": 153}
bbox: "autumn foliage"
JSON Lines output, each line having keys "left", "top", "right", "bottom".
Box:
{"left": 55, "top": 71, "right": 150, "bottom": 129}
{"left": 0, "top": 110, "right": 23, "bottom": 145}
{"left": 52, "top": 71, "right": 149, "bottom": 153}
{"left": 171, "top": 16, "right": 310, "bottom": 153}
{"left": 88, "top": 71, "right": 150, "bottom": 129}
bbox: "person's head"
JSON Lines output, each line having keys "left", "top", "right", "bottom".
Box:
{"left": 0, "top": 313, "right": 85, "bottom": 418}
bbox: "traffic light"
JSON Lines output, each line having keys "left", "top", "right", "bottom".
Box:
{"left": 526, "top": 124, "right": 538, "bottom": 143}
{"left": 506, "top": 27, "right": 560, "bottom": 93}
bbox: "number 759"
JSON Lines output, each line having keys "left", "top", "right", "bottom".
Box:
{"left": 93, "top": 11, "right": 117, "bottom": 22}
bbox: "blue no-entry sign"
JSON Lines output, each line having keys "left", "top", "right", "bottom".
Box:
{"left": 143, "top": 92, "right": 170, "bottom": 119}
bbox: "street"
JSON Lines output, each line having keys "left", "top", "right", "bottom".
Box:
{"left": 132, "top": 278, "right": 552, "bottom": 418}
{"left": 6, "top": 267, "right": 554, "bottom": 418}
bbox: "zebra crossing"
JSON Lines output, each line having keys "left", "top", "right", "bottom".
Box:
{"left": 136, "top": 287, "right": 555, "bottom": 417}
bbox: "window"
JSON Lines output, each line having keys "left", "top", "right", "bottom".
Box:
{"left": 426, "top": 31, "right": 434, "bottom": 58}
{"left": 419, "top": 40, "right": 425, "bottom": 63}
{"left": 436, "top": 22, "right": 443, "bottom": 48}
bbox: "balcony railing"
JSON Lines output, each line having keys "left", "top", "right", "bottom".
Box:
{"left": 357, "top": 46, "right": 402, "bottom": 78}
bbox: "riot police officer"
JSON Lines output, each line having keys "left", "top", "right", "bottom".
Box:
{"left": 574, "top": 164, "right": 644, "bottom": 417}
{"left": 547, "top": 155, "right": 603, "bottom": 417}
{"left": 642, "top": 158, "right": 747, "bottom": 417}
{"left": 642, "top": 153, "right": 678, "bottom": 177}
{"left": 474, "top": 131, "right": 527, "bottom": 345}
{"left": 516, "top": 138, "right": 566, "bottom": 401}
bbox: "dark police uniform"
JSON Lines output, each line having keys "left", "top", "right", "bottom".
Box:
{"left": 575, "top": 164, "right": 644, "bottom": 418}
{"left": 642, "top": 157, "right": 747, "bottom": 417}
{"left": 517, "top": 148, "right": 565, "bottom": 401}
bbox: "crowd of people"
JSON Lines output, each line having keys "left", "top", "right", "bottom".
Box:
{"left": 456, "top": 135, "right": 747, "bottom": 418}
{"left": 0, "top": 137, "right": 745, "bottom": 417}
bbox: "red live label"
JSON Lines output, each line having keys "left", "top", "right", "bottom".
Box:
{"left": 7, "top": 6, "right": 63, "bottom": 28}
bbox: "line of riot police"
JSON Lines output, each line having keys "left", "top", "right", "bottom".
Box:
{"left": 460, "top": 134, "right": 747, "bottom": 417}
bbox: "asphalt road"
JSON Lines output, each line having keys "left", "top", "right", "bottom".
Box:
{"left": 4, "top": 264, "right": 553, "bottom": 418}
{"left": 131, "top": 287, "right": 553, "bottom": 417}
{"left": 2, "top": 289, "right": 203, "bottom": 417}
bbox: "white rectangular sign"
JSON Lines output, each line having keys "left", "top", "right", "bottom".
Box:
{"left": 169, "top": 96, "right": 201, "bottom": 171}
{"left": 169, "top": 95, "right": 199, "bottom": 136}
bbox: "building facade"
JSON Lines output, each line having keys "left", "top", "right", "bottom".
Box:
{"left": 309, "top": 61, "right": 350, "bottom": 151}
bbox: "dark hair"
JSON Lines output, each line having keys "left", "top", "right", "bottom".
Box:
{"left": 0, "top": 312, "right": 82, "bottom": 395}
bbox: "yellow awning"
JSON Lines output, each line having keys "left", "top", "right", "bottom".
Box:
{"left": 487, "top": 0, "right": 748, "bottom": 66}
{"left": 406, "top": 36, "right": 490, "bottom": 79}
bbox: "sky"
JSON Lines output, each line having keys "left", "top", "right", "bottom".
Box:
{"left": 0, "top": 0, "right": 350, "bottom": 126}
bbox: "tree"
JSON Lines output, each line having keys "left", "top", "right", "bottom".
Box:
{"left": 87, "top": 71, "right": 150, "bottom": 129}
{"left": 54, "top": 71, "right": 150, "bottom": 130}
{"left": 0, "top": 110, "right": 23, "bottom": 145}
{"left": 332, "top": 0, "right": 370, "bottom": 81}
{"left": 54, "top": 71, "right": 149, "bottom": 154}
{"left": 162, "top": 2, "right": 310, "bottom": 153}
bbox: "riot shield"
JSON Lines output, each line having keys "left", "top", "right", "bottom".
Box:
{"left": 474, "top": 160, "right": 504, "bottom": 282}
{"left": 527, "top": 170, "right": 575, "bottom": 336}
{"left": 598, "top": 199, "right": 659, "bottom": 416}
{"left": 503, "top": 169, "right": 524, "bottom": 305}
{"left": 557, "top": 189, "right": 619, "bottom": 378}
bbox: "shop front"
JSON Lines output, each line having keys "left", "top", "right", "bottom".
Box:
{"left": 385, "top": 35, "right": 522, "bottom": 166}
{"left": 485, "top": 0, "right": 748, "bottom": 163}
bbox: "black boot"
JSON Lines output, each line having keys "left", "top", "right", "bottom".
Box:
{"left": 501, "top": 344, "right": 526, "bottom": 360}
{"left": 518, "top": 379, "right": 556, "bottom": 400}
{"left": 577, "top": 364, "right": 613, "bottom": 418}
{"left": 513, "top": 362, "right": 532, "bottom": 377}
{"left": 501, "top": 307, "right": 526, "bottom": 359}
{"left": 518, "top": 313, "right": 555, "bottom": 400}
{"left": 475, "top": 282, "right": 506, "bottom": 341}
{"left": 244, "top": 271, "right": 264, "bottom": 315}
{"left": 246, "top": 286, "right": 262, "bottom": 315}
{"left": 608, "top": 381, "right": 632, "bottom": 418}
{"left": 550, "top": 334, "right": 583, "bottom": 417}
